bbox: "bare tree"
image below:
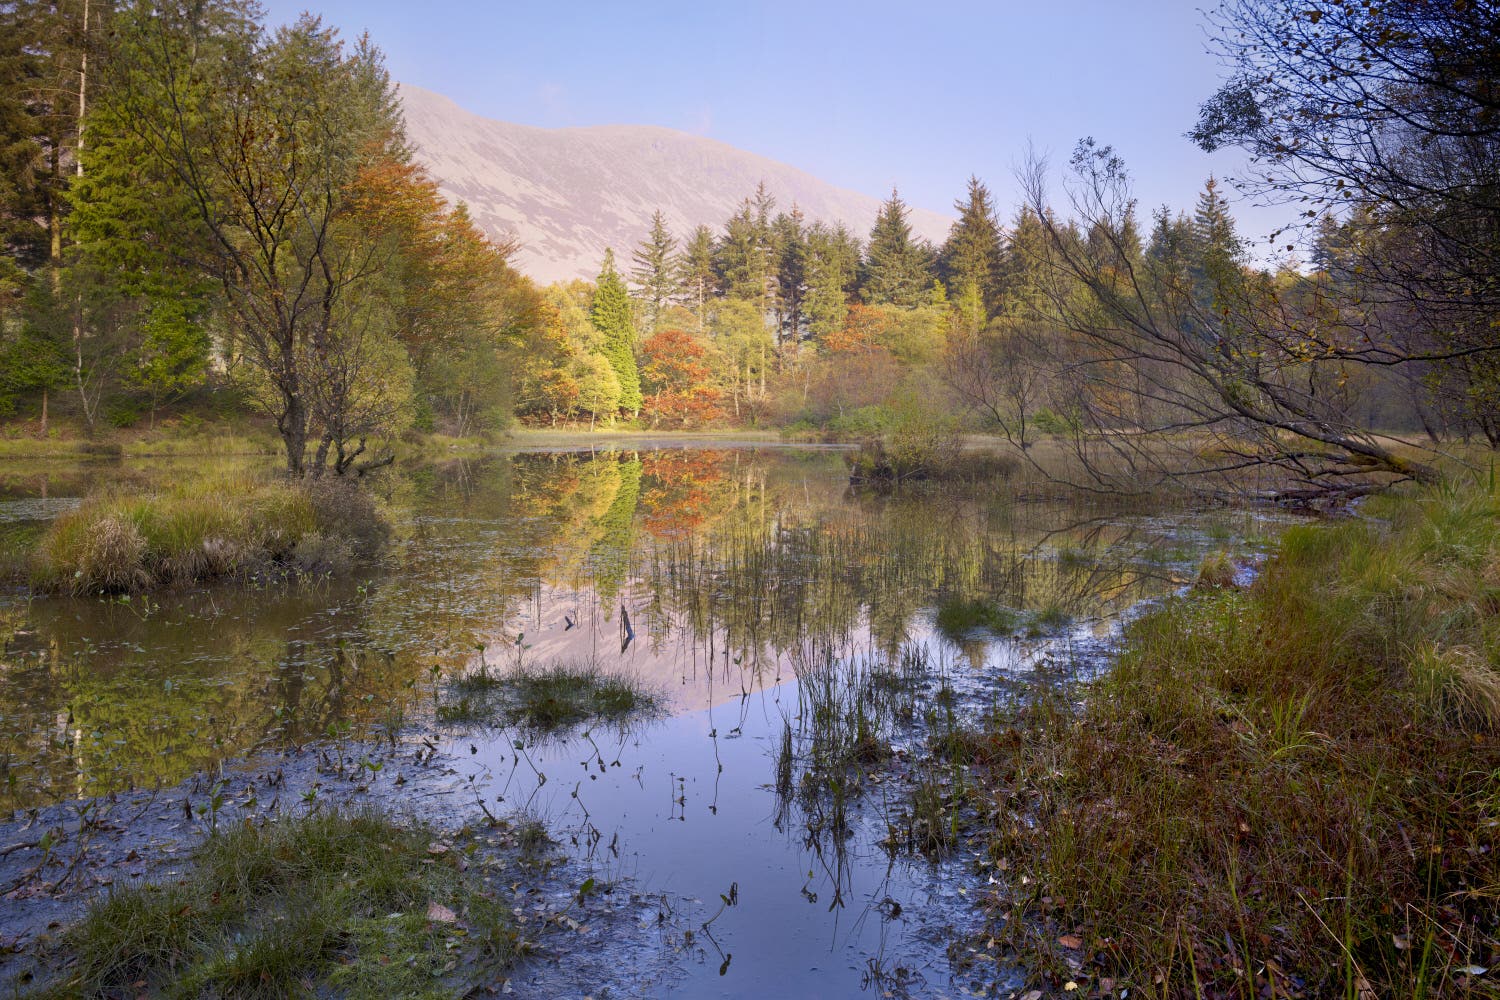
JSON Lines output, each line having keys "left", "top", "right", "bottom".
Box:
{"left": 1012, "top": 143, "right": 1437, "bottom": 503}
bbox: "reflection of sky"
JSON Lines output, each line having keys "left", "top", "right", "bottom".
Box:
{"left": 0, "top": 447, "right": 1291, "bottom": 811}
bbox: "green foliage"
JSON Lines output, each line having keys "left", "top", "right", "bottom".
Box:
{"left": 860, "top": 189, "right": 935, "bottom": 308}
{"left": 630, "top": 209, "right": 679, "bottom": 332}
{"left": 51, "top": 809, "right": 515, "bottom": 999}
{"left": 938, "top": 175, "right": 1003, "bottom": 311}
{"left": 591, "top": 249, "right": 642, "bottom": 414}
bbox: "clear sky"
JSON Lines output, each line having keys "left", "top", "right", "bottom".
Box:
{"left": 258, "top": 0, "right": 1293, "bottom": 255}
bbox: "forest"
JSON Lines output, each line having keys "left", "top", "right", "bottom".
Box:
{"left": 3, "top": 0, "right": 1494, "bottom": 500}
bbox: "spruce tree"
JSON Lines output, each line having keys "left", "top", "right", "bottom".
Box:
{"left": 714, "top": 198, "right": 769, "bottom": 304}
{"left": 938, "top": 175, "right": 1003, "bottom": 312}
{"left": 630, "top": 210, "right": 678, "bottom": 333}
{"left": 772, "top": 206, "right": 807, "bottom": 345}
{"left": 676, "top": 224, "right": 716, "bottom": 328}
{"left": 860, "top": 189, "right": 933, "bottom": 307}
{"left": 591, "top": 248, "right": 642, "bottom": 416}
{"left": 803, "top": 221, "right": 859, "bottom": 343}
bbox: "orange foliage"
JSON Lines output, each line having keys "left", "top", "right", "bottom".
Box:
{"left": 640, "top": 328, "right": 724, "bottom": 428}
{"left": 640, "top": 450, "right": 730, "bottom": 539}
{"left": 825, "top": 304, "right": 896, "bottom": 356}
{"left": 345, "top": 148, "right": 525, "bottom": 357}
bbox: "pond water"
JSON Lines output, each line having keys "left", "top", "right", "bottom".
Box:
{"left": 0, "top": 446, "right": 1288, "bottom": 997}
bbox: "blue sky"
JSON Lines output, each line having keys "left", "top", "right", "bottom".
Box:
{"left": 259, "top": 0, "right": 1294, "bottom": 255}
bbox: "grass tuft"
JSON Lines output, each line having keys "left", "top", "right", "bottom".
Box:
{"left": 43, "top": 809, "right": 515, "bottom": 999}
{"left": 29, "top": 474, "right": 383, "bottom": 594}
{"left": 439, "top": 658, "right": 656, "bottom": 732}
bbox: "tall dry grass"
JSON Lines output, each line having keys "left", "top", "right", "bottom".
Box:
{"left": 985, "top": 480, "right": 1500, "bottom": 996}
{"left": 31, "top": 473, "right": 383, "bottom": 594}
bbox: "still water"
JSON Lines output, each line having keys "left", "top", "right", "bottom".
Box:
{"left": 0, "top": 446, "right": 1284, "bottom": 997}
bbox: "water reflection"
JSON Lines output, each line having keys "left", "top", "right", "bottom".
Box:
{"left": 2, "top": 447, "right": 1272, "bottom": 812}
{"left": 0, "top": 446, "right": 1287, "bottom": 996}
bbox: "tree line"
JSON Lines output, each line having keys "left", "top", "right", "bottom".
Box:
{"left": 2, "top": 0, "right": 1494, "bottom": 499}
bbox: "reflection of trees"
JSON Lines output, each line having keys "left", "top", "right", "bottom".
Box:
{"left": 0, "top": 593, "right": 419, "bottom": 808}
{"left": 0, "top": 448, "right": 1262, "bottom": 809}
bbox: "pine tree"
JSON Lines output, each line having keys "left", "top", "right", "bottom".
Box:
{"left": 714, "top": 198, "right": 770, "bottom": 304}
{"left": 772, "top": 206, "right": 806, "bottom": 345}
{"left": 676, "top": 224, "right": 715, "bottom": 328}
{"left": 860, "top": 189, "right": 933, "bottom": 308}
{"left": 995, "top": 206, "right": 1051, "bottom": 317}
{"left": 630, "top": 210, "right": 679, "bottom": 333}
{"left": 803, "top": 221, "right": 859, "bottom": 343}
{"left": 591, "top": 248, "right": 642, "bottom": 416}
{"left": 938, "top": 175, "right": 1003, "bottom": 313}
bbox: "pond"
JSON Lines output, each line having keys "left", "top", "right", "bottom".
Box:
{"left": 0, "top": 445, "right": 1289, "bottom": 997}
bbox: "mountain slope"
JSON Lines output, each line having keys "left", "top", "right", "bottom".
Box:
{"left": 398, "top": 84, "right": 953, "bottom": 285}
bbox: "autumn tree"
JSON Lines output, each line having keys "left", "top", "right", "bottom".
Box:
{"left": 640, "top": 327, "right": 722, "bottom": 427}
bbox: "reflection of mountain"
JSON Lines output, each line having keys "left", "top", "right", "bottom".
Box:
{"left": 399, "top": 84, "right": 953, "bottom": 283}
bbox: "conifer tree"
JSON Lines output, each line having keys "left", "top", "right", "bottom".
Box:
{"left": 714, "top": 198, "right": 770, "bottom": 304}
{"left": 591, "top": 248, "right": 642, "bottom": 416}
{"left": 938, "top": 175, "right": 1003, "bottom": 312}
{"left": 859, "top": 189, "right": 933, "bottom": 308}
{"left": 772, "top": 206, "right": 807, "bottom": 345}
{"left": 676, "top": 224, "right": 716, "bottom": 328}
{"left": 803, "top": 221, "right": 859, "bottom": 343}
{"left": 630, "top": 209, "right": 678, "bottom": 333}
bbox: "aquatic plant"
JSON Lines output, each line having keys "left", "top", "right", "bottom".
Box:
{"left": 439, "top": 657, "right": 656, "bottom": 732}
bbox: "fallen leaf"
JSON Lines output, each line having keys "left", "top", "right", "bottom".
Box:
{"left": 427, "top": 902, "right": 458, "bottom": 924}
{"left": 1057, "top": 934, "right": 1083, "bottom": 949}
{"left": 1021, "top": 992, "right": 1043, "bottom": 1000}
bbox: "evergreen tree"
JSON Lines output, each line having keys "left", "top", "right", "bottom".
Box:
{"left": 714, "top": 197, "right": 770, "bottom": 304}
{"left": 859, "top": 189, "right": 933, "bottom": 307}
{"left": 771, "top": 206, "right": 806, "bottom": 345}
{"left": 938, "top": 175, "right": 1003, "bottom": 312}
{"left": 803, "top": 221, "right": 859, "bottom": 343}
{"left": 1189, "top": 176, "right": 1245, "bottom": 303}
{"left": 676, "top": 224, "right": 715, "bottom": 328}
{"left": 591, "top": 248, "right": 642, "bottom": 415}
{"left": 995, "top": 206, "right": 1052, "bottom": 317}
{"left": 630, "top": 209, "right": 678, "bottom": 332}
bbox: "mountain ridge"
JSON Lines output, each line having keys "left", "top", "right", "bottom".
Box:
{"left": 397, "top": 84, "right": 954, "bottom": 285}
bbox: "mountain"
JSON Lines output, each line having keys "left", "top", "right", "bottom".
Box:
{"left": 398, "top": 84, "right": 953, "bottom": 285}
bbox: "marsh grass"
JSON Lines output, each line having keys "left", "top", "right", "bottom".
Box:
{"left": 988, "top": 482, "right": 1500, "bottom": 996}
{"left": 439, "top": 658, "right": 656, "bottom": 732}
{"left": 41, "top": 809, "right": 515, "bottom": 999}
{"left": 934, "top": 596, "right": 1073, "bottom": 640}
{"left": 29, "top": 474, "right": 383, "bottom": 594}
